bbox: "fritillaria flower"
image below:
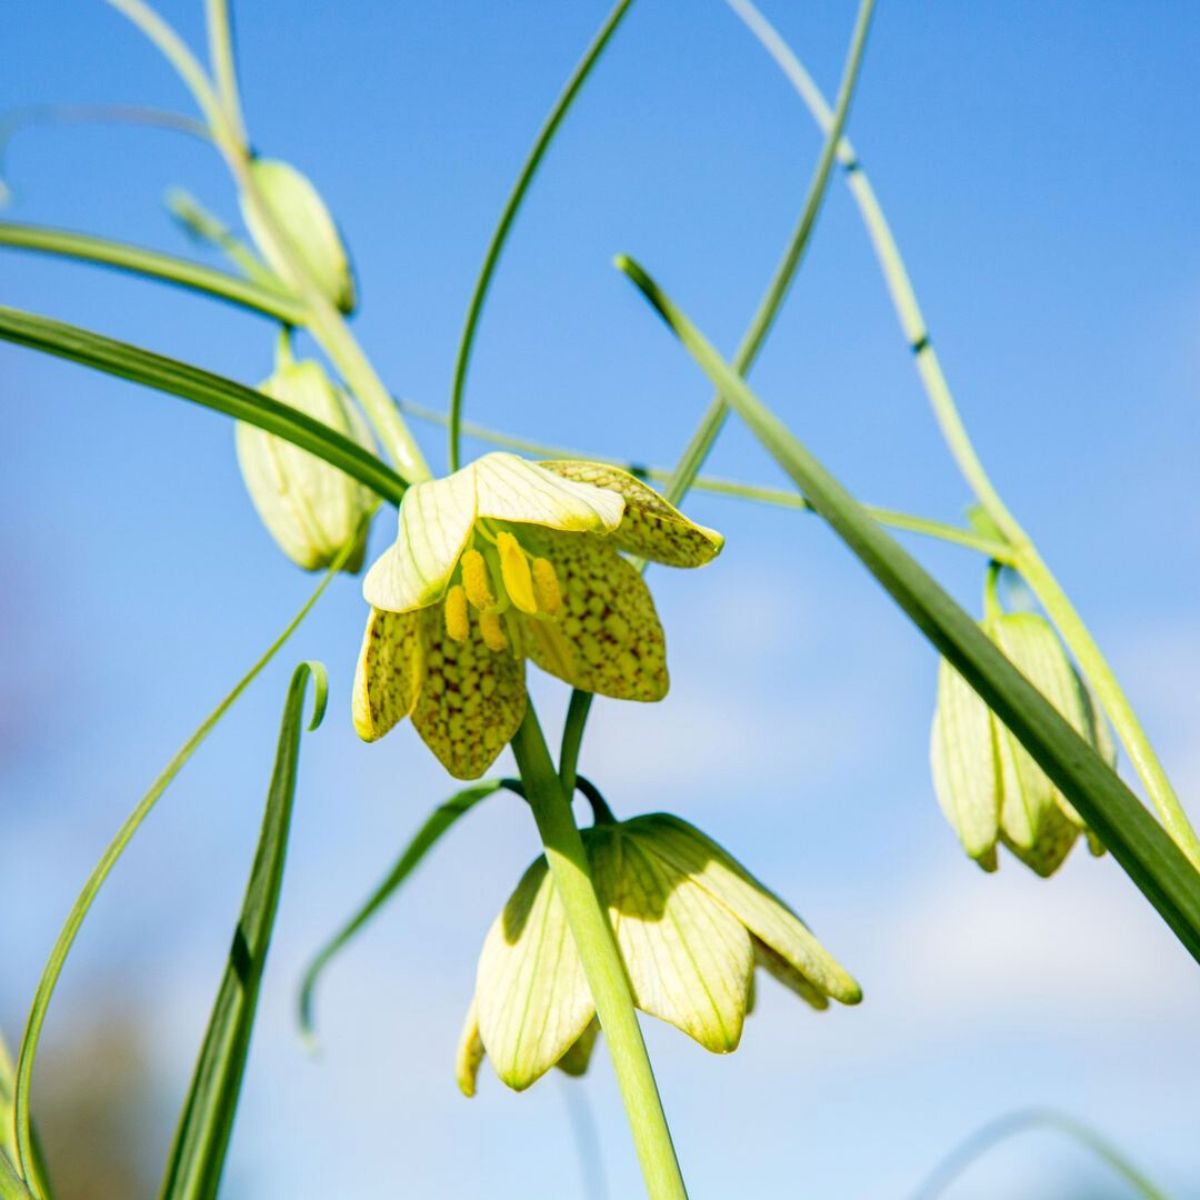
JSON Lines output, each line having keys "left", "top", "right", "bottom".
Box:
{"left": 353, "top": 453, "right": 723, "bottom": 779}
{"left": 456, "top": 813, "right": 861, "bottom": 1094}
{"left": 931, "top": 610, "right": 1114, "bottom": 876}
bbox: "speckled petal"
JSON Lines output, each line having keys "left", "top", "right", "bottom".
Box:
{"left": 352, "top": 606, "right": 426, "bottom": 742}
{"left": 472, "top": 453, "right": 625, "bottom": 534}
{"left": 589, "top": 827, "right": 752, "bottom": 1054}
{"left": 362, "top": 469, "right": 477, "bottom": 612}
{"left": 627, "top": 815, "right": 861, "bottom": 1005}
{"left": 411, "top": 610, "right": 527, "bottom": 779}
{"left": 520, "top": 534, "right": 668, "bottom": 701}
{"left": 1001, "top": 799, "right": 1080, "bottom": 878}
{"left": 539, "top": 460, "right": 723, "bottom": 567}
{"left": 475, "top": 855, "right": 596, "bottom": 1091}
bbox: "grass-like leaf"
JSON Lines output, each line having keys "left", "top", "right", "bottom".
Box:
{"left": 0, "top": 304, "right": 407, "bottom": 504}
{"left": 618, "top": 253, "right": 1200, "bottom": 964}
{"left": 297, "top": 779, "right": 506, "bottom": 1048}
{"left": 0, "top": 222, "right": 305, "bottom": 324}
{"left": 159, "top": 661, "right": 327, "bottom": 1200}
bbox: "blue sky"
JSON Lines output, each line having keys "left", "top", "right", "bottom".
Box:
{"left": 2, "top": 2, "right": 1199, "bottom": 1197}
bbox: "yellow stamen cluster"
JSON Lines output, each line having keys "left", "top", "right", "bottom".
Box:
{"left": 442, "top": 531, "right": 564, "bottom": 652}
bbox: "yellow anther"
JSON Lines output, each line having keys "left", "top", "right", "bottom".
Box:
{"left": 531, "top": 556, "right": 562, "bottom": 615}
{"left": 461, "top": 549, "right": 497, "bottom": 610}
{"left": 478, "top": 609, "right": 509, "bottom": 652}
{"left": 497, "top": 531, "right": 537, "bottom": 614}
{"left": 444, "top": 584, "right": 469, "bottom": 643}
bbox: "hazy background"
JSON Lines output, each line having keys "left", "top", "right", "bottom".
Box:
{"left": 2, "top": 2, "right": 1199, "bottom": 1197}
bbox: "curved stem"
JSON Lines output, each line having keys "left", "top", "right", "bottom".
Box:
{"left": 511, "top": 707, "right": 687, "bottom": 1200}
{"left": 204, "top": 0, "right": 247, "bottom": 146}
{"left": 396, "top": 400, "right": 1012, "bottom": 559}
{"left": 909, "top": 1108, "right": 1168, "bottom": 1200}
{"left": 557, "top": 0, "right": 876, "bottom": 781}
{"left": 0, "top": 222, "right": 306, "bottom": 324}
{"left": 447, "top": 0, "right": 636, "bottom": 470}
{"left": 732, "top": 0, "right": 1200, "bottom": 868}
{"left": 11, "top": 536, "right": 354, "bottom": 1196}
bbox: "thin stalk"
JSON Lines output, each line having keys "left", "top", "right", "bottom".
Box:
{"left": 909, "top": 1108, "right": 1168, "bottom": 1200}
{"left": 0, "top": 222, "right": 306, "bottom": 324}
{"left": 447, "top": 0, "right": 636, "bottom": 470}
{"left": 11, "top": 536, "right": 355, "bottom": 1196}
{"left": 397, "top": 400, "right": 1011, "bottom": 558}
{"left": 663, "top": 0, "right": 876, "bottom": 509}
{"left": 109, "top": 0, "right": 431, "bottom": 482}
{"left": 204, "top": 0, "right": 247, "bottom": 146}
{"left": 511, "top": 708, "right": 687, "bottom": 1200}
{"left": 559, "top": 0, "right": 876, "bottom": 776}
{"left": 732, "top": 0, "right": 1200, "bottom": 869}
{"left": 165, "top": 188, "right": 286, "bottom": 292}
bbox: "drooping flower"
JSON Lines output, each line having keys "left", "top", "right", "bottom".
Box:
{"left": 353, "top": 453, "right": 723, "bottom": 779}
{"left": 237, "top": 347, "right": 377, "bottom": 571}
{"left": 241, "top": 157, "right": 357, "bottom": 313}
{"left": 931, "top": 610, "right": 1114, "bottom": 876}
{"left": 456, "top": 812, "right": 860, "bottom": 1095}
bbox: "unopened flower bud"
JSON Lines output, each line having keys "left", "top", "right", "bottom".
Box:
{"left": 242, "top": 157, "right": 356, "bottom": 313}
{"left": 236, "top": 350, "right": 377, "bottom": 571}
{"left": 456, "top": 812, "right": 859, "bottom": 1095}
{"left": 931, "top": 610, "right": 1114, "bottom": 877}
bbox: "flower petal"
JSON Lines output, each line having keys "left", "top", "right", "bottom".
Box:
{"left": 411, "top": 611, "right": 527, "bottom": 780}
{"left": 352, "top": 607, "right": 425, "bottom": 742}
{"left": 555, "top": 1018, "right": 600, "bottom": 1078}
{"left": 628, "top": 815, "right": 861, "bottom": 1005}
{"left": 362, "top": 468, "right": 477, "bottom": 612}
{"left": 521, "top": 535, "right": 668, "bottom": 701}
{"left": 930, "top": 658, "right": 1000, "bottom": 864}
{"left": 1000, "top": 800, "right": 1079, "bottom": 877}
{"left": 753, "top": 941, "right": 830, "bottom": 1011}
{"left": 540, "top": 461, "right": 723, "bottom": 567}
{"left": 473, "top": 453, "right": 625, "bottom": 534}
{"left": 455, "top": 998, "right": 486, "bottom": 1098}
{"left": 475, "top": 855, "right": 595, "bottom": 1092}
{"left": 591, "top": 827, "right": 752, "bottom": 1054}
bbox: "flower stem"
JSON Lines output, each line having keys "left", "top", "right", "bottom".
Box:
{"left": 447, "top": 0, "right": 636, "bottom": 471}
{"left": 511, "top": 707, "right": 688, "bottom": 1200}
{"left": 731, "top": 0, "right": 1200, "bottom": 869}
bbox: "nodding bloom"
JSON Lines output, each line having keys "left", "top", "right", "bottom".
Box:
{"left": 931, "top": 610, "right": 1114, "bottom": 877}
{"left": 353, "top": 453, "right": 723, "bottom": 779}
{"left": 237, "top": 349, "right": 377, "bottom": 572}
{"left": 456, "top": 812, "right": 861, "bottom": 1095}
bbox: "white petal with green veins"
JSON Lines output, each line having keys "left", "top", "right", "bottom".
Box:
{"left": 627, "top": 815, "right": 861, "bottom": 1005}
{"left": 931, "top": 657, "right": 1000, "bottom": 862}
{"left": 474, "top": 454, "right": 625, "bottom": 532}
{"left": 474, "top": 856, "right": 595, "bottom": 1092}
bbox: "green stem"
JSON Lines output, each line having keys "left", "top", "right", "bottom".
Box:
{"left": 662, "top": 0, "right": 876, "bottom": 509}
{"left": 397, "top": 400, "right": 1011, "bottom": 559}
{"left": 731, "top": 0, "right": 1200, "bottom": 869}
{"left": 511, "top": 708, "right": 687, "bottom": 1200}
{"left": 109, "top": 0, "right": 431, "bottom": 482}
{"left": 447, "top": 0, "right": 635, "bottom": 470}
{"left": 204, "top": 0, "right": 247, "bottom": 146}
{"left": 557, "top": 0, "right": 876, "bottom": 780}
{"left": 11, "top": 537, "right": 354, "bottom": 1196}
{"left": 909, "top": 1108, "right": 1168, "bottom": 1200}
{"left": 0, "top": 221, "right": 306, "bottom": 324}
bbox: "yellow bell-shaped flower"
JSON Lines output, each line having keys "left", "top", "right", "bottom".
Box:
{"left": 931, "top": 610, "right": 1114, "bottom": 876}
{"left": 353, "top": 453, "right": 724, "bottom": 779}
{"left": 456, "top": 812, "right": 860, "bottom": 1095}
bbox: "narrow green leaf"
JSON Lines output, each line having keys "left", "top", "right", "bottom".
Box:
{"left": 159, "top": 661, "right": 326, "bottom": 1200}
{"left": 9, "top": 546, "right": 350, "bottom": 1197}
{"left": 0, "top": 222, "right": 306, "bottom": 324}
{"left": 618, "top": 254, "right": 1200, "bottom": 964}
{"left": 0, "top": 304, "right": 407, "bottom": 504}
{"left": 0, "top": 1153, "right": 34, "bottom": 1200}
{"left": 297, "top": 779, "right": 505, "bottom": 1048}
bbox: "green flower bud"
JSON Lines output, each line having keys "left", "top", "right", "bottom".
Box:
{"left": 456, "top": 813, "right": 860, "bottom": 1095}
{"left": 931, "top": 610, "right": 1115, "bottom": 877}
{"left": 242, "top": 158, "right": 356, "bottom": 313}
{"left": 236, "top": 350, "right": 378, "bottom": 571}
